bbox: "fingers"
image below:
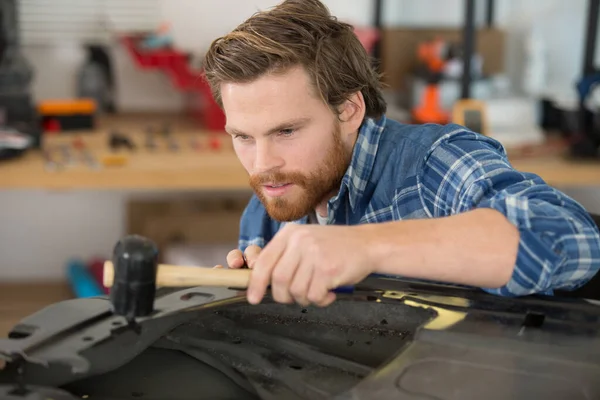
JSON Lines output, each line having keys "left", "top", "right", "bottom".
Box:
{"left": 248, "top": 241, "right": 285, "bottom": 305}
{"left": 243, "top": 226, "right": 338, "bottom": 307}
{"left": 226, "top": 249, "right": 245, "bottom": 269}
{"left": 226, "top": 246, "right": 262, "bottom": 269}
{"left": 244, "top": 245, "right": 262, "bottom": 268}
{"left": 248, "top": 262, "right": 272, "bottom": 304}
{"left": 288, "top": 259, "right": 313, "bottom": 306}
{"left": 270, "top": 247, "right": 301, "bottom": 304}
{"left": 316, "top": 292, "right": 337, "bottom": 307}
{"left": 307, "top": 279, "right": 335, "bottom": 308}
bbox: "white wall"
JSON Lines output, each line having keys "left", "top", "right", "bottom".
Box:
{"left": 22, "top": 42, "right": 185, "bottom": 112}
{"left": 22, "top": 0, "right": 377, "bottom": 112}
{"left": 499, "top": 0, "right": 590, "bottom": 99}
{"left": 0, "top": 190, "right": 126, "bottom": 280}
{"left": 4, "top": 0, "right": 600, "bottom": 282}
{"left": 160, "top": 0, "right": 375, "bottom": 55}
{"left": 23, "top": 0, "right": 597, "bottom": 110}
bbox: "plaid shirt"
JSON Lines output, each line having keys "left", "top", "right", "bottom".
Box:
{"left": 239, "top": 115, "right": 600, "bottom": 296}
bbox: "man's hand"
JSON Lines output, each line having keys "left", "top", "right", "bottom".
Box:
{"left": 247, "top": 224, "right": 373, "bottom": 307}
{"left": 227, "top": 245, "right": 262, "bottom": 269}
{"left": 214, "top": 245, "right": 262, "bottom": 269}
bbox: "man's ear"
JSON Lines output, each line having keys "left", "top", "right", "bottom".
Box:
{"left": 338, "top": 91, "right": 366, "bottom": 136}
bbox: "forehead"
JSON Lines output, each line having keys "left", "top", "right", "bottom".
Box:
{"left": 220, "top": 66, "right": 328, "bottom": 128}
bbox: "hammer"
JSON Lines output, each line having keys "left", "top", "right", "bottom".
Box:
{"left": 106, "top": 235, "right": 354, "bottom": 320}
{"left": 107, "top": 234, "right": 159, "bottom": 321}
{"left": 105, "top": 234, "right": 251, "bottom": 321}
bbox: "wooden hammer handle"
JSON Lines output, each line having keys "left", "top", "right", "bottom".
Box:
{"left": 103, "top": 261, "right": 251, "bottom": 288}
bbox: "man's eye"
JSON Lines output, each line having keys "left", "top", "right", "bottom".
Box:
{"left": 235, "top": 134, "right": 251, "bottom": 141}
{"left": 279, "top": 128, "right": 295, "bottom": 136}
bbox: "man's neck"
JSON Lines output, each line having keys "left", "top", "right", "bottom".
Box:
{"left": 315, "top": 193, "right": 334, "bottom": 218}
{"left": 315, "top": 205, "right": 327, "bottom": 218}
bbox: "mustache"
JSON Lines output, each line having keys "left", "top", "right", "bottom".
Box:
{"left": 250, "top": 170, "right": 308, "bottom": 186}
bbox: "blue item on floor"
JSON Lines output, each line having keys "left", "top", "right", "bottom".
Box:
{"left": 67, "top": 259, "right": 105, "bottom": 298}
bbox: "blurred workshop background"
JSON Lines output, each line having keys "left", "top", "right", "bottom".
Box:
{"left": 2, "top": 0, "right": 600, "bottom": 334}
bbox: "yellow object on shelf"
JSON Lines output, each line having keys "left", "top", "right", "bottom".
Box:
{"left": 452, "top": 99, "right": 488, "bottom": 136}
{"left": 101, "top": 154, "right": 129, "bottom": 167}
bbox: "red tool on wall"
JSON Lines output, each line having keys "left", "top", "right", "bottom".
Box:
{"left": 121, "top": 35, "right": 226, "bottom": 132}
{"left": 411, "top": 38, "right": 451, "bottom": 125}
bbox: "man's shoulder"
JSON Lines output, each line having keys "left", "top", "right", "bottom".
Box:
{"left": 242, "top": 193, "right": 266, "bottom": 216}
{"left": 369, "top": 118, "right": 509, "bottom": 195}
{"left": 380, "top": 118, "right": 506, "bottom": 161}
{"left": 240, "top": 194, "right": 271, "bottom": 228}
{"left": 238, "top": 194, "right": 280, "bottom": 250}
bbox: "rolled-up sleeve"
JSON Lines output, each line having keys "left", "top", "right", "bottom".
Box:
{"left": 419, "top": 129, "right": 600, "bottom": 296}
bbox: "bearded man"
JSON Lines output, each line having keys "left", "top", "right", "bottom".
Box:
{"left": 203, "top": 0, "right": 600, "bottom": 307}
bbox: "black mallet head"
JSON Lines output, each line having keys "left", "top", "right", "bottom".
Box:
{"left": 109, "top": 235, "right": 159, "bottom": 321}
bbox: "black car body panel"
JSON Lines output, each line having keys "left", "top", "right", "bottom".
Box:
{"left": 1, "top": 277, "right": 600, "bottom": 399}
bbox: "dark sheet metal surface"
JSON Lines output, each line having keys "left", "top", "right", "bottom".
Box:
{"left": 1, "top": 279, "right": 600, "bottom": 399}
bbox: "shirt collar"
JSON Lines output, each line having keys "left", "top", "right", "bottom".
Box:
{"left": 331, "top": 114, "right": 387, "bottom": 211}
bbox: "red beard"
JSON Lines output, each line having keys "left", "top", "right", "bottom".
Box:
{"left": 249, "top": 124, "right": 351, "bottom": 222}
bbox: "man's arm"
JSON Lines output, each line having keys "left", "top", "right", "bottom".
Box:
{"left": 370, "top": 132, "right": 600, "bottom": 296}
{"left": 240, "top": 131, "right": 600, "bottom": 305}
{"left": 365, "top": 207, "right": 519, "bottom": 289}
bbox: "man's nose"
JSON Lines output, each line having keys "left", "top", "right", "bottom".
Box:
{"left": 253, "top": 140, "right": 283, "bottom": 173}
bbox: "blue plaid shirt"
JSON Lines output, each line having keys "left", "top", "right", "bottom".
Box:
{"left": 238, "top": 115, "right": 600, "bottom": 296}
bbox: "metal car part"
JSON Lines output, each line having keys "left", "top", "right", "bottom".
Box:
{"left": 1, "top": 278, "right": 600, "bottom": 399}
{"left": 0, "top": 287, "right": 239, "bottom": 385}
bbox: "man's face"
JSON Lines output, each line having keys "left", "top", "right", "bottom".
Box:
{"left": 221, "top": 66, "right": 353, "bottom": 222}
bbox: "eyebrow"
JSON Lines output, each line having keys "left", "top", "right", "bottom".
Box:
{"left": 226, "top": 117, "right": 310, "bottom": 137}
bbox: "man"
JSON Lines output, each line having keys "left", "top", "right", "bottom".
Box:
{"left": 203, "top": 0, "right": 600, "bottom": 307}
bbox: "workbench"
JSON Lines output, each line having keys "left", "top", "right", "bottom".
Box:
{"left": 0, "top": 111, "right": 599, "bottom": 190}
{"left": 509, "top": 156, "right": 600, "bottom": 187}
{"left": 0, "top": 113, "right": 251, "bottom": 191}
{"left": 0, "top": 130, "right": 249, "bottom": 190}
{"left": 0, "top": 131, "right": 599, "bottom": 190}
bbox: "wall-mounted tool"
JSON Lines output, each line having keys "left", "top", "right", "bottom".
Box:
{"left": 411, "top": 38, "right": 451, "bottom": 125}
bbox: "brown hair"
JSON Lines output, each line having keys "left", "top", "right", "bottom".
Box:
{"left": 202, "top": 0, "right": 386, "bottom": 120}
